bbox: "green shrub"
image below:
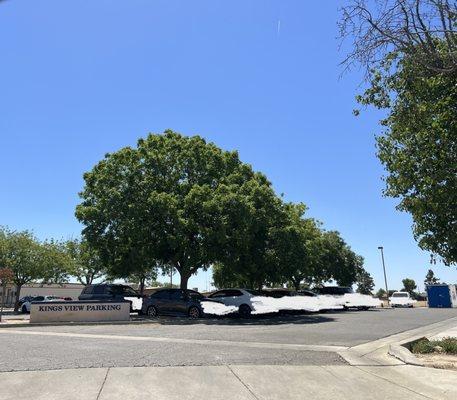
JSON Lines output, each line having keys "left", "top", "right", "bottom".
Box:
{"left": 411, "top": 337, "right": 457, "bottom": 355}
{"left": 411, "top": 339, "right": 435, "bottom": 354}
{"left": 438, "top": 337, "right": 457, "bottom": 354}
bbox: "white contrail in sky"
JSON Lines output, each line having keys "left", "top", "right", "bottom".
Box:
{"left": 277, "top": 20, "right": 281, "bottom": 36}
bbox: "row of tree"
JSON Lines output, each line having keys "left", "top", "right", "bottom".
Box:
{"left": 374, "top": 269, "right": 441, "bottom": 299}
{"left": 1, "top": 132, "right": 374, "bottom": 307}
{"left": 0, "top": 229, "right": 108, "bottom": 311}
{"left": 73, "top": 131, "right": 372, "bottom": 293}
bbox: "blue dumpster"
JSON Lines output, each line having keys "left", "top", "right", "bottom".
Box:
{"left": 426, "top": 284, "right": 457, "bottom": 308}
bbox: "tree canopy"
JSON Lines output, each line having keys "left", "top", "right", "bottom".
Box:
{"left": 424, "top": 269, "right": 440, "bottom": 285}
{"left": 402, "top": 278, "right": 418, "bottom": 295}
{"left": 356, "top": 269, "right": 375, "bottom": 295}
{"left": 0, "top": 227, "right": 71, "bottom": 311}
{"left": 66, "top": 239, "right": 106, "bottom": 285}
{"left": 341, "top": 1, "right": 457, "bottom": 266}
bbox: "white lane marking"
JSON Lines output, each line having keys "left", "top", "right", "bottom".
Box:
{"left": 0, "top": 329, "right": 348, "bottom": 352}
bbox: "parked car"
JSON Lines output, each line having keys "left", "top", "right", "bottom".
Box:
{"left": 17, "top": 296, "right": 35, "bottom": 308}
{"left": 141, "top": 288, "right": 208, "bottom": 319}
{"left": 21, "top": 296, "right": 63, "bottom": 313}
{"left": 389, "top": 291, "right": 416, "bottom": 308}
{"left": 261, "top": 289, "right": 294, "bottom": 298}
{"left": 295, "top": 290, "right": 317, "bottom": 297}
{"left": 78, "top": 284, "right": 143, "bottom": 313}
{"left": 207, "top": 289, "right": 261, "bottom": 317}
{"left": 313, "top": 286, "right": 367, "bottom": 310}
{"left": 314, "top": 286, "right": 354, "bottom": 296}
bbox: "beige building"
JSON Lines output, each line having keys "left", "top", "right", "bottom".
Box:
{"left": 0, "top": 283, "right": 85, "bottom": 307}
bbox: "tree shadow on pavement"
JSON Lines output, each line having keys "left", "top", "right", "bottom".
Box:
{"left": 136, "top": 312, "right": 336, "bottom": 326}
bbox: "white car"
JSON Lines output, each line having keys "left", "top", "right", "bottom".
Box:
{"left": 207, "top": 289, "right": 261, "bottom": 317}
{"left": 21, "top": 296, "right": 63, "bottom": 313}
{"left": 389, "top": 291, "right": 416, "bottom": 308}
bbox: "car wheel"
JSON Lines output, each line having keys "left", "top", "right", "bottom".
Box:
{"left": 147, "top": 306, "right": 158, "bottom": 318}
{"left": 188, "top": 306, "right": 201, "bottom": 319}
{"left": 239, "top": 304, "right": 252, "bottom": 318}
{"left": 21, "top": 305, "right": 28, "bottom": 314}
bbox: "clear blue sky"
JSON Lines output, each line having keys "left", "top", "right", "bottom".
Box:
{"left": 1, "top": 0, "right": 454, "bottom": 292}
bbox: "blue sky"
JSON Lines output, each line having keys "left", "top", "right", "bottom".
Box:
{"left": 1, "top": 0, "right": 454, "bottom": 292}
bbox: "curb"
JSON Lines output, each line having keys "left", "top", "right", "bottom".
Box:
{"left": 0, "top": 319, "right": 161, "bottom": 328}
{"left": 388, "top": 342, "right": 425, "bottom": 366}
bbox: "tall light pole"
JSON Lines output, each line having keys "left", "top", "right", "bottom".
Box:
{"left": 378, "top": 246, "right": 389, "bottom": 306}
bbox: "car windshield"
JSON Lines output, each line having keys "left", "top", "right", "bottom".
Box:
{"left": 188, "top": 291, "right": 203, "bottom": 300}
{"left": 319, "top": 287, "right": 353, "bottom": 295}
{"left": 392, "top": 293, "right": 409, "bottom": 298}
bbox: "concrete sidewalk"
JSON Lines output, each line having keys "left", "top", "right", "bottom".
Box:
{"left": 1, "top": 364, "right": 456, "bottom": 400}
{"left": 430, "top": 325, "right": 457, "bottom": 340}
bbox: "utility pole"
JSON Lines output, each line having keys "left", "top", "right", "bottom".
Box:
{"left": 378, "top": 246, "right": 390, "bottom": 306}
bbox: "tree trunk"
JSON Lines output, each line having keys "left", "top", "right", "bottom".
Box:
{"left": 294, "top": 280, "right": 301, "bottom": 291}
{"left": 180, "top": 274, "right": 189, "bottom": 290}
{"left": 139, "top": 277, "right": 146, "bottom": 295}
{"left": 13, "top": 284, "right": 22, "bottom": 313}
{"left": 0, "top": 283, "right": 6, "bottom": 322}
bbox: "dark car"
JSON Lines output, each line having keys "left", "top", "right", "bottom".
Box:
{"left": 314, "top": 286, "right": 354, "bottom": 296}
{"left": 296, "top": 290, "right": 317, "bottom": 297}
{"left": 141, "top": 288, "right": 206, "bottom": 319}
{"left": 78, "top": 284, "right": 143, "bottom": 313}
{"left": 261, "top": 289, "right": 294, "bottom": 298}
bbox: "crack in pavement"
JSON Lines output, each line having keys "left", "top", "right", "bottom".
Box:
{"left": 226, "top": 365, "right": 260, "bottom": 400}
{"left": 96, "top": 368, "right": 110, "bottom": 400}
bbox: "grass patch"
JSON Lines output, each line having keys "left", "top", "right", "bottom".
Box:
{"left": 411, "top": 337, "right": 457, "bottom": 355}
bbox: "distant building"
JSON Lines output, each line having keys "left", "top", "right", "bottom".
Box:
{"left": 0, "top": 283, "right": 85, "bottom": 307}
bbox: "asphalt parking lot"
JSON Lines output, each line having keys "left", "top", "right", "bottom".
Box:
{"left": 1, "top": 308, "right": 456, "bottom": 372}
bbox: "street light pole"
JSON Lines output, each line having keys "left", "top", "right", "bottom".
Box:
{"left": 378, "top": 246, "right": 389, "bottom": 306}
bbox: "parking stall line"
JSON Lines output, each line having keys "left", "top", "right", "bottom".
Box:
{"left": 0, "top": 329, "right": 348, "bottom": 353}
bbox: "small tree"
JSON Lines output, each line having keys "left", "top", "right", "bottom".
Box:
{"left": 0, "top": 268, "right": 14, "bottom": 322}
{"left": 375, "top": 288, "right": 387, "bottom": 299}
{"left": 66, "top": 239, "right": 106, "bottom": 285}
{"left": 356, "top": 269, "right": 375, "bottom": 295}
{"left": 127, "top": 265, "right": 159, "bottom": 295}
{"left": 402, "top": 278, "right": 417, "bottom": 296}
{"left": 0, "top": 228, "right": 47, "bottom": 312}
{"left": 40, "top": 240, "right": 72, "bottom": 284}
{"left": 424, "top": 269, "right": 439, "bottom": 286}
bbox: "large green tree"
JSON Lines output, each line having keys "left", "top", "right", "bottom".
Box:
{"left": 211, "top": 175, "right": 287, "bottom": 290}
{"left": 76, "top": 130, "right": 275, "bottom": 289}
{"left": 361, "top": 56, "right": 457, "bottom": 265}
{"left": 341, "top": 1, "right": 457, "bottom": 266}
